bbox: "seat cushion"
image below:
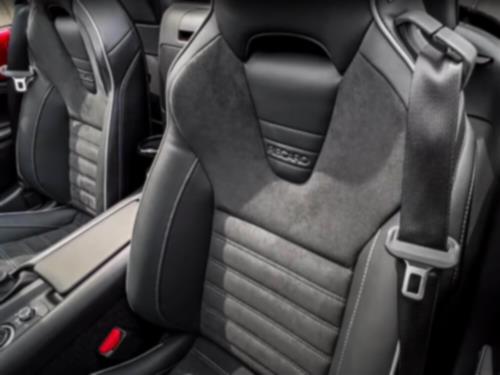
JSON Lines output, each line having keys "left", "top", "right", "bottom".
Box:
{"left": 0, "top": 207, "right": 90, "bottom": 269}
{"left": 171, "top": 338, "right": 254, "bottom": 375}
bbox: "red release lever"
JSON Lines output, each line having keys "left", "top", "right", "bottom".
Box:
{"left": 0, "top": 27, "right": 10, "bottom": 80}
{"left": 98, "top": 327, "right": 125, "bottom": 357}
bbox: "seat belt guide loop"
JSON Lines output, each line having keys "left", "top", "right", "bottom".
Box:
{"left": 0, "top": 65, "right": 36, "bottom": 93}
{"left": 385, "top": 226, "right": 460, "bottom": 301}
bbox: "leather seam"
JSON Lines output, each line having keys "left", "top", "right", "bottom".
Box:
{"left": 200, "top": 326, "right": 275, "bottom": 375}
{"left": 155, "top": 159, "right": 199, "bottom": 325}
{"left": 475, "top": 346, "right": 488, "bottom": 375}
{"left": 335, "top": 229, "right": 381, "bottom": 374}
{"left": 202, "top": 304, "right": 308, "bottom": 375}
{"left": 69, "top": 149, "right": 98, "bottom": 166}
{"left": 108, "top": 28, "right": 133, "bottom": 56}
{"left": 192, "top": 348, "right": 231, "bottom": 375}
{"left": 69, "top": 135, "right": 100, "bottom": 152}
{"left": 214, "top": 209, "right": 353, "bottom": 271}
{"left": 359, "top": 52, "right": 408, "bottom": 109}
{"left": 205, "top": 281, "right": 332, "bottom": 360}
{"left": 31, "top": 85, "right": 55, "bottom": 198}
{"left": 69, "top": 181, "right": 96, "bottom": 197}
{"left": 116, "top": 50, "right": 142, "bottom": 199}
{"left": 260, "top": 118, "right": 325, "bottom": 137}
{"left": 212, "top": 232, "right": 345, "bottom": 303}
{"left": 207, "top": 257, "right": 338, "bottom": 332}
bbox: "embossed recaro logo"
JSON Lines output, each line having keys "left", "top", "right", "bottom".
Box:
{"left": 266, "top": 144, "right": 312, "bottom": 167}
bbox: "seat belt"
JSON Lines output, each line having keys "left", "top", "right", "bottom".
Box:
{"left": 384, "top": 11, "right": 477, "bottom": 375}
{"left": 2, "top": 0, "right": 31, "bottom": 139}
{"left": 1, "top": 0, "right": 34, "bottom": 95}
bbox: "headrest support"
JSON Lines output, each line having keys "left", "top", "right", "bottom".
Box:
{"left": 424, "top": 0, "right": 458, "bottom": 28}
{"left": 214, "top": 0, "right": 373, "bottom": 71}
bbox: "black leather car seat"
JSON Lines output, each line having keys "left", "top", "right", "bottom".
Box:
{"left": 91, "top": 0, "right": 481, "bottom": 374}
{"left": 0, "top": 0, "right": 148, "bottom": 268}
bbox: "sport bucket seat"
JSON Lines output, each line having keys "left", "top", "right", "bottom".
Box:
{"left": 95, "top": 0, "right": 482, "bottom": 374}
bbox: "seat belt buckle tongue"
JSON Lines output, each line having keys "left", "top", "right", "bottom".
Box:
{"left": 0, "top": 65, "right": 35, "bottom": 93}
{"left": 385, "top": 226, "right": 460, "bottom": 301}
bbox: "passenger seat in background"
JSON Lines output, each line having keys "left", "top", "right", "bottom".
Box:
{"left": 159, "top": 2, "right": 210, "bottom": 123}
{"left": 138, "top": 1, "right": 210, "bottom": 158}
{"left": 0, "top": 0, "right": 149, "bottom": 269}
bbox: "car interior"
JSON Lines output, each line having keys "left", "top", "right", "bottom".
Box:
{"left": 0, "top": 0, "right": 499, "bottom": 374}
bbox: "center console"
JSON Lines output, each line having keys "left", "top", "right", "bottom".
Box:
{"left": 0, "top": 195, "right": 140, "bottom": 374}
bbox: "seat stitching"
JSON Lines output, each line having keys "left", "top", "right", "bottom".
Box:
{"left": 69, "top": 150, "right": 98, "bottom": 166}
{"left": 192, "top": 348, "right": 231, "bottom": 375}
{"left": 335, "top": 229, "right": 381, "bottom": 374}
{"left": 205, "top": 281, "right": 332, "bottom": 360}
{"left": 201, "top": 329, "right": 276, "bottom": 375}
{"left": 108, "top": 28, "right": 133, "bottom": 56}
{"left": 69, "top": 134, "right": 101, "bottom": 151}
{"left": 358, "top": 52, "right": 407, "bottom": 109}
{"left": 69, "top": 164, "right": 97, "bottom": 182}
{"left": 260, "top": 118, "right": 325, "bottom": 137}
{"left": 70, "top": 181, "right": 96, "bottom": 196}
{"left": 214, "top": 209, "right": 353, "bottom": 271}
{"left": 208, "top": 257, "right": 338, "bottom": 331}
{"left": 30, "top": 85, "right": 55, "bottom": 197}
{"left": 213, "top": 232, "right": 345, "bottom": 303}
{"left": 475, "top": 346, "right": 489, "bottom": 375}
{"left": 116, "top": 50, "right": 142, "bottom": 201}
{"left": 202, "top": 305, "right": 308, "bottom": 375}
{"left": 155, "top": 160, "right": 199, "bottom": 325}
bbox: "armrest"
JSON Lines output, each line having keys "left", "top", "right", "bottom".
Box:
{"left": 34, "top": 199, "right": 138, "bottom": 294}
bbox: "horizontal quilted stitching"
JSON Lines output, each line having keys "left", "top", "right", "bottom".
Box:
{"left": 201, "top": 210, "right": 352, "bottom": 375}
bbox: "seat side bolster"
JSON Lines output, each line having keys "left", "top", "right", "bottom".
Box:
{"left": 331, "top": 215, "right": 399, "bottom": 375}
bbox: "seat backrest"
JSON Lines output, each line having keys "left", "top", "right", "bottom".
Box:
{"left": 127, "top": 0, "right": 477, "bottom": 373}
{"left": 16, "top": 0, "right": 149, "bottom": 215}
{"left": 158, "top": 1, "right": 209, "bottom": 123}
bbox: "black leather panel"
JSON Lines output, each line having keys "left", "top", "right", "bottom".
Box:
{"left": 16, "top": 74, "right": 71, "bottom": 204}
{"left": 245, "top": 46, "right": 341, "bottom": 182}
{"left": 331, "top": 216, "right": 399, "bottom": 375}
{"left": 55, "top": 15, "right": 96, "bottom": 92}
{"left": 127, "top": 125, "right": 213, "bottom": 330}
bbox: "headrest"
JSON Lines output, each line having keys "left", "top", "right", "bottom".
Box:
{"left": 214, "top": 0, "right": 373, "bottom": 71}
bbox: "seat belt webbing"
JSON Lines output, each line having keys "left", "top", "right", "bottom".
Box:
{"left": 385, "top": 11, "right": 477, "bottom": 375}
